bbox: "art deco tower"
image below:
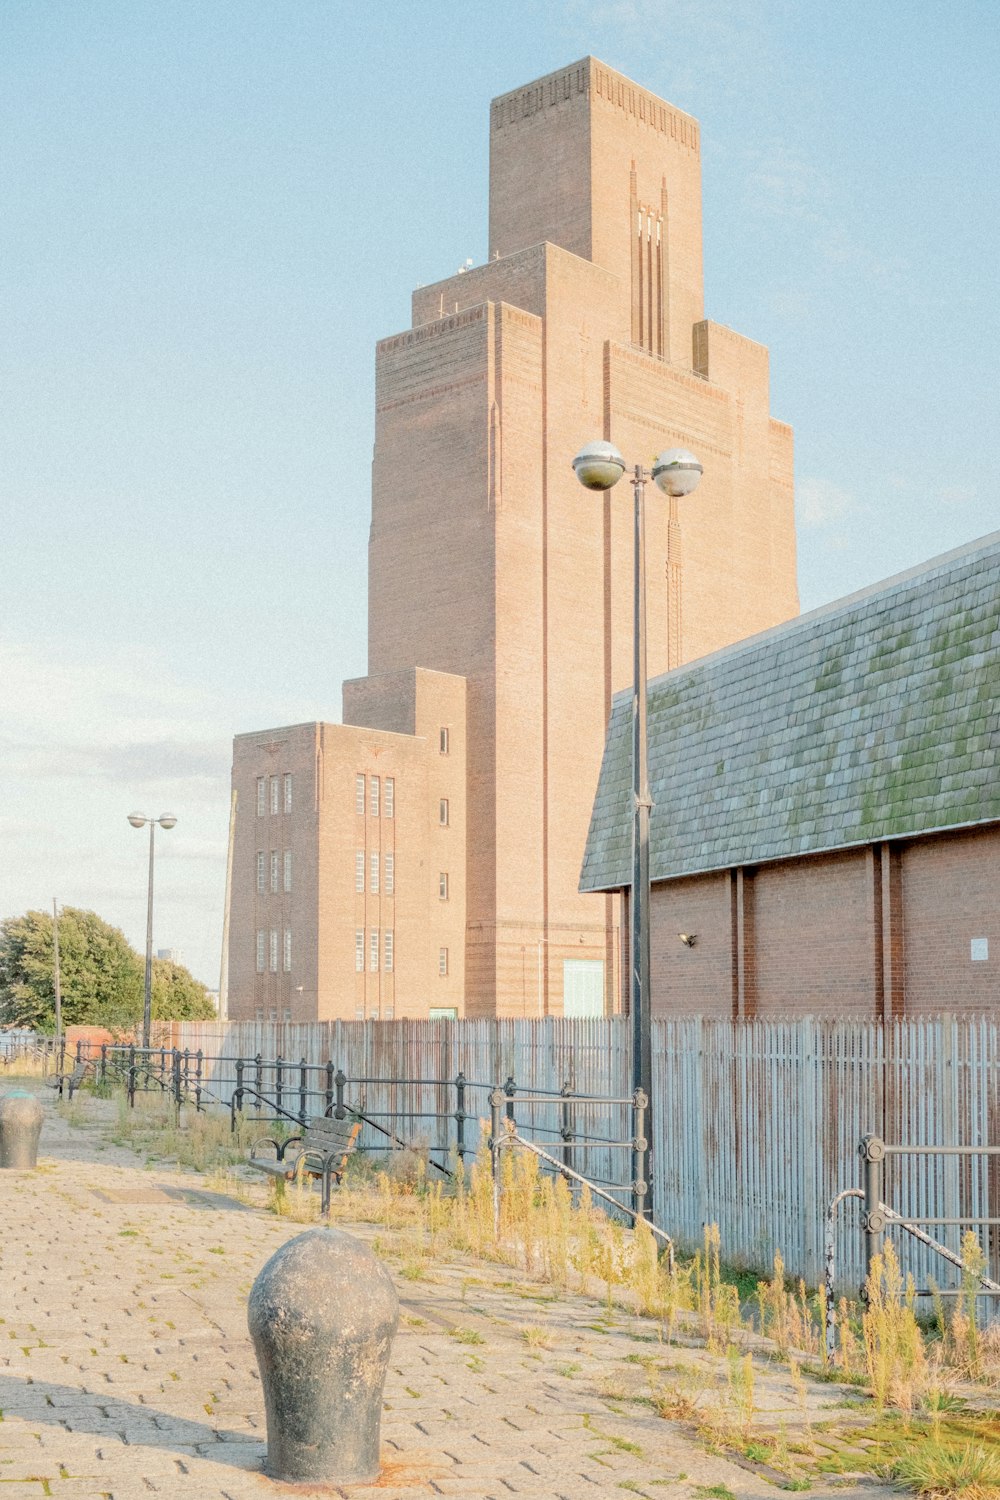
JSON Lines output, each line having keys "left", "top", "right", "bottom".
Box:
{"left": 347, "top": 57, "right": 799, "bottom": 1017}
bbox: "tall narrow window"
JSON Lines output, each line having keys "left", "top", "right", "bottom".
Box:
{"left": 384, "top": 851, "right": 395, "bottom": 896}
{"left": 438, "top": 947, "right": 449, "bottom": 977}
{"left": 355, "top": 850, "right": 365, "bottom": 893}
{"left": 384, "top": 930, "right": 394, "bottom": 972}
{"left": 256, "top": 930, "right": 266, "bottom": 973}
{"left": 355, "top": 774, "right": 366, "bottom": 816}
{"left": 269, "top": 929, "right": 278, "bottom": 973}
{"left": 256, "top": 777, "right": 267, "bottom": 817}
{"left": 439, "top": 872, "right": 449, "bottom": 901}
{"left": 370, "top": 775, "right": 380, "bottom": 818}
{"left": 439, "top": 798, "right": 449, "bottom": 826}
{"left": 355, "top": 929, "right": 364, "bottom": 972}
{"left": 270, "top": 850, "right": 279, "bottom": 894}
{"left": 270, "top": 776, "right": 279, "bottom": 814}
{"left": 370, "top": 929, "right": 379, "bottom": 972}
{"left": 283, "top": 928, "right": 292, "bottom": 972}
{"left": 370, "top": 850, "right": 379, "bottom": 893}
{"left": 256, "top": 851, "right": 265, "bottom": 894}
{"left": 439, "top": 727, "right": 449, "bottom": 755}
{"left": 283, "top": 773, "right": 292, "bottom": 813}
{"left": 384, "top": 777, "right": 394, "bottom": 818}
{"left": 283, "top": 849, "right": 292, "bottom": 893}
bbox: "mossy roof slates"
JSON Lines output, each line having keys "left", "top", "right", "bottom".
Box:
{"left": 580, "top": 532, "right": 1000, "bottom": 891}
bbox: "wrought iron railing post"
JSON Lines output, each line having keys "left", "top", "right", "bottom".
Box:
{"left": 455, "top": 1072, "right": 467, "bottom": 1166}
{"left": 299, "top": 1057, "right": 308, "bottom": 1125}
{"left": 504, "top": 1074, "right": 516, "bottom": 1126}
{"left": 334, "top": 1069, "right": 347, "bottom": 1121}
{"left": 489, "top": 1088, "right": 504, "bottom": 1234}
{"left": 195, "top": 1050, "right": 203, "bottom": 1112}
{"left": 100, "top": 1044, "right": 107, "bottom": 1086}
{"left": 172, "top": 1048, "right": 182, "bottom": 1108}
{"left": 859, "top": 1134, "right": 886, "bottom": 1300}
{"left": 232, "top": 1057, "right": 244, "bottom": 1130}
{"left": 275, "top": 1055, "right": 284, "bottom": 1120}
{"left": 127, "top": 1045, "right": 136, "bottom": 1108}
{"left": 324, "top": 1061, "right": 335, "bottom": 1116}
{"left": 560, "top": 1081, "right": 574, "bottom": 1177}
{"left": 254, "top": 1052, "right": 263, "bottom": 1118}
{"left": 632, "top": 1088, "right": 648, "bottom": 1224}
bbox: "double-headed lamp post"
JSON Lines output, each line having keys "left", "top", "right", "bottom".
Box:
{"left": 127, "top": 812, "right": 177, "bottom": 1049}
{"left": 572, "top": 442, "right": 702, "bottom": 1221}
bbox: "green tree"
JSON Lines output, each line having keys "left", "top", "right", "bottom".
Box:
{"left": 0, "top": 908, "right": 214, "bottom": 1031}
{"left": 151, "top": 957, "right": 215, "bottom": 1021}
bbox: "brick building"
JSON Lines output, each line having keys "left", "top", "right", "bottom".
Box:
{"left": 228, "top": 57, "right": 799, "bottom": 1021}
{"left": 581, "top": 534, "right": 1000, "bottom": 1017}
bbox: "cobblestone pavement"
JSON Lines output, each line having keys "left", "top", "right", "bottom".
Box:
{"left": 0, "top": 1085, "right": 888, "bottom": 1500}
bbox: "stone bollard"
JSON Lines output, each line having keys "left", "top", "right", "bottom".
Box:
{"left": 248, "top": 1226, "right": 399, "bottom": 1485}
{"left": 0, "top": 1091, "right": 44, "bottom": 1169}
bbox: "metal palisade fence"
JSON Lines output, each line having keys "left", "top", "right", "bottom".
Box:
{"left": 164, "top": 1014, "right": 1000, "bottom": 1292}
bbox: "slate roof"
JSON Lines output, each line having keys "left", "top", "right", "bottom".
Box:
{"left": 580, "top": 532, "right": 1000, "bottom": 892}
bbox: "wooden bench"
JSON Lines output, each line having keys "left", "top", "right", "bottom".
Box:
{"left": 46, "top": 1060, "right": 94, "bottom": 1100}
{"left": 248, "top": 1115, "right": 362, "bottom": 1214}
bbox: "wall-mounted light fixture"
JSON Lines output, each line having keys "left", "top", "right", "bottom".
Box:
{"left": 678, "top": 933, "right": 697, "bottom": 948}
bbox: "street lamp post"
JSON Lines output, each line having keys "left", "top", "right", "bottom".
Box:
{"left": 127, "top": 812, "right": 178, "bottom": 1049}
{"left": 572, "top": 442, "right": 702, "bottom": 1222}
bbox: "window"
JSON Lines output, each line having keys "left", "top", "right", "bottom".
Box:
{"left": 384, "top": 1006, "right": 394, "bottom": 1019}
{"left": 439, "top": 872, "right": 449, "bottom": 901}
{"left": 370, "top": 928, "right": 379, "bottom": 972}
{"left": 370, "top": 775, "right": 380, "bottom": 818}
{"left": 255, "top": 1007, "right": 264, "bottom": 1022}
{"left": 256, "top": 777, "right": 266, "bottom": 817}
{"left": 355, "top": 850, "right": 365, "bottom": 893}
{"left": 439, "top": 798, "right": 449, "bottom": 826}
{"left": 384, "top": 777, "right": 394, "bottom": 818}
{"left": 439, "top": 727, "right": 449, "bottom": 755}
{"left": 430, "top": 1007, "right": 458, "bottom": 1021}
{"left": 270, "top": 850, "right": 279, "bottom": 894}
{"left": 270, "top": 776, "right": 279, "bottom": 814}
{"left": 438, "top": 947, "right": 449, "bottom": 977}
{"left": 256, "top": 930, "right": 266, "bottom": 973}
{"left": 256, "top": 851, "right": 265, "bottom": 894}
{"left": 269, "top": 929, "right": 279, "bottom": 972}
{"left": 283, "top": 849, "right": 292, "bottom": 893}
{"left": 268, "top": 1008, "right": 277, "bottom": 1023}
{"left": 384, "top": 930, "right": 394, "bottom": 972}
{"left": 355, "top": 929, "right": 364, "bottom": 972}
{"left": 283, "top": 1008, "right": 292, "bottom": 1022}
{"left": 384, "top": 851, "right": 395, "bottom": 895}
{"left": 283, "top": 928, "right": 292, "bottom": 972}
{"left": 563, "top": 959, "right": 605, "bottom": 1018}
{"left": 370, "top": 850, "right": 379, "bottom": 894}
{"left": 283, "top": 773, "right": 292, "bottom": 813}
{"left": 355, "top": 774, "right": 365, "bottom": 815}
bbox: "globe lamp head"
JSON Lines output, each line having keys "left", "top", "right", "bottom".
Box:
{"left": 571, "top": 441, "right": 626, "bottom": 492}
{"left": 652, "top": 448, "right": 703, "bottom": 498}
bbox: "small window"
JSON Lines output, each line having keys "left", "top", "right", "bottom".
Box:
{"left": 384, "top": 930, "right": 394, "bottom": 972}
{"left": 255, "top": 1007, "right": 264, "bottom": 1022}
{"left": 370, "top": 928, "right": 379, "bottom": 972}
{"left": 355, "top": 929, "right": 364, "bottom": 972}
{"left": 384, "top": 776, "right": 394, "bottom": 818}
{"left": 270, "top": 850, "right": 279, "bottom": 894}
{"left": 355, "top": 850, "right": 365, "bottom": 893}
{"left": 439, "top": 798, "right": 449, "bottom": 826}
{"left": 384, "top": 851, "right": 395, "bottom": 895}
{"left": 256, "top": 777, "right": 267, "bottom": 817}
{"left": 270, "top": 776, "right": 279, "bottom": 815}
{"left": 439, "top": 727, "right": 449, "bottom": 755}
{"left": 370, "top": 850, "right": 379, "bottom": 894}
{"left": 268, "top": 1008, "right": 277, "bottom": 1023}
{"left": 439, "top": 947, "right": 449, "bottom": 977}
{"left": 355, "top": 774, "right": 366, "bottom": 816}
{"left": 283, "top": 849, "right": 292, "bottom": 893}
{"left": 283, "top": 928, "right": 292, "bottom": 972}
{"left": 269, "top": 929, "right": 278, "bottom": 972}
{"left": 283, "top": 773, "right": 292, "bottom": 813}
{"left": 256, "top": 851, "right": 265, "bottom": 895}
{"left": 384, "top": 1006, "right": 394, "bottom": 1019}
{"left": 370, "top": 775, "right": 380, "bottom": 818}
{"left": 283, "top": 1007, "right": 292, "bottom": 1022}
{"left": 439, "top": 872, "right": 449, "bottom": 901}
{"left": 256, "top": 930, "right": 266, "bottom": 973}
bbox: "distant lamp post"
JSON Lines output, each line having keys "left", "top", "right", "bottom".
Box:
{"left": 571, "top": 442, "right": 702, "bottom": 1222}
{"left": 127, "top": 813, "right": 178, "bottom": 1049}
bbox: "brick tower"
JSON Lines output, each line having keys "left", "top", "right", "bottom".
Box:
{"left": 348, "top": 57, "right": 800, "bottom": 1018}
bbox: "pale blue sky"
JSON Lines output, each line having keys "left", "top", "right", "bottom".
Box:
{"left": 2, "top": 1, "right": 996, "bottom": 984}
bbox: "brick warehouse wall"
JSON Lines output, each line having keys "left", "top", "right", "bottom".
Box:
{"left": 647, "top": 824, "right": 1000, "bottom": 1018}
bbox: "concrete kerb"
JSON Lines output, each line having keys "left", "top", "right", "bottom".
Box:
{"left": 0, "top": 1081, "right": 891, "bottom": 1500}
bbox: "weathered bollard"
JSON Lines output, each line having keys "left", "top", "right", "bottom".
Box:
{"left": 248, "top": 1227, "right": 398, "bottom": 1485}
{"left": 0, "top": 1090, "right": 44, "bottom": 1169}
